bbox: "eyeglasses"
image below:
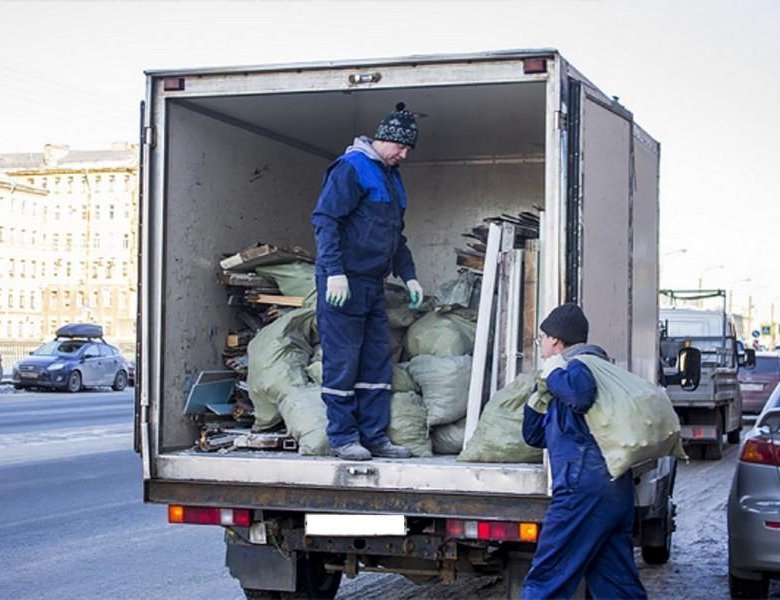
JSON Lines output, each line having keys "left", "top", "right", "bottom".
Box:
{"left": 534, "top": 333, "right": 547, "bottom": 346}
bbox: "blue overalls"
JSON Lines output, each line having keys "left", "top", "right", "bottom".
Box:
{"left": 311, "top": 148, "right": 416, "bottom": 448}
{"left": 521, "top": 350, "right": 647, "bottom": 600}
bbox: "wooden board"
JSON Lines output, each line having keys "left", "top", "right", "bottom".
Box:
{"left": 220, "top": 243, "right": 313, "bottom": 272}
{"left": 522, "top": 240, "right": 539, "bottom": 372}
{"left": 246, "top": 294, "right": 304, "bottom": 307}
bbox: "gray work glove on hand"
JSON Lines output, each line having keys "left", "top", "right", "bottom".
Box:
{"left": 326, "top": 275, "right": 350, "bottom": 307}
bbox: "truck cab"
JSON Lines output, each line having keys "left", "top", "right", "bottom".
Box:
{"left": 659, "top": 289, "right": 746, "bottom": 459}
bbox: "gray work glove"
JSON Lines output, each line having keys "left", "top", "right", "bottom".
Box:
{"left": 326, "top": 275, "right": 350, "bottom": 307}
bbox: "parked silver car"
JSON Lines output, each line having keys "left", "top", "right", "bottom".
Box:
{"left": 728, "top": 381, "right": 780, "bottom": 598}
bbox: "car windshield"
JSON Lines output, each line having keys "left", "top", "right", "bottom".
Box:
{"left": 750, "top": 356, "right": 780, "bottom": 375}
{"left": 33, "top": 340, "right": 88, "bottom": 356}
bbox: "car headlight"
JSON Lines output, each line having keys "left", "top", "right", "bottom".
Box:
{"left": 47, "top": 362, "right": 66, "bottom": 371}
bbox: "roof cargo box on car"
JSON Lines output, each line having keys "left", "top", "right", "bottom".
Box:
{"left": 55, "top": 323, "right": 104, "bottom": 339}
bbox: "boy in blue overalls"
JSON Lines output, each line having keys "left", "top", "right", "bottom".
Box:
{"left": 522, "top": 303, "right": 647, "bottom": 599}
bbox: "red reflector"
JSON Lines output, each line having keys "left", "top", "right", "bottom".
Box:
{"left": 446, "top": 519, "right": 465, "bottom": 537}
{"left": 523, "top": 58, "right": 548, "bottom": 74}
{"left": 765, "top": 521, "right": 780, "bottom": 529}
{"left": 167, "top": 505, "right": 251, "bottom": 526}
{"left": 741, "top": 438, "right": 778, "bottom": 465}
{"left": 477, "top": 521, "right": 491, "bottom": 540}
{"left": 163, "top": 77, "right": 185, "bottom": 91}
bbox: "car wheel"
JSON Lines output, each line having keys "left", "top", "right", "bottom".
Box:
{"left": 727, "top": 428, "right": 741, "bottom": 444}
{"left": 729, "top": 572, "right": 768, "bottom": 598}
{"left": 66, "top": 371, "right": 82, "bottom": 393}
{"left": 112, "top": 370, "right": 128, "bottom": 392}
{"left": 13, "top": 384, "right": 25, "bottom": 390}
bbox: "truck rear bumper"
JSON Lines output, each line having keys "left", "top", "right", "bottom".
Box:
{"left": 145, "top": 479, "right": 552, "bottom": 522}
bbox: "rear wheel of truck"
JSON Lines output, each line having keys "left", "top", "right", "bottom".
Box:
{"left": 704, "top": 420, "right": 724, "bottom": 460}
{"left": 285, "top": 553, "right": 342, "bottom": 599}
{"left": 641, "top": 497, "right": 674, "bottom": 565}
{"left": 242, "top": 589, "right": 280, "bottom": 600}
{"left": 727, "top": 428, "right": 741, "bottom": 444}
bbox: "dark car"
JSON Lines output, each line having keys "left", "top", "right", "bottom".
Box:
{"left": 728, "top": 381, "right": 780, "bottom": 598}
{"left": 12, "top": 323, "right": 129, "bottom": 393}
{"left": 739, "top": 352, "right": 780, "bottom": 414}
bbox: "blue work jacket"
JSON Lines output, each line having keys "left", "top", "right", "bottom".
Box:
{"left": 311, "top": 150, "right": 416, "bottom": 283}
{"left": 523, "top": 348, "right": 610, "bottom": 493}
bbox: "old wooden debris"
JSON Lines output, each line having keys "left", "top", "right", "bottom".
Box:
{"left": 245, "top": 293, "right": 304, "bottom": 307}
{"left": 220, "top": 242, "right": 314, "bottom": 272}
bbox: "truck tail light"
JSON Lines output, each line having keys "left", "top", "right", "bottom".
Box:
{"left": 740, "top": 438, "right": 779, "bottom": 465}
{"left": 446, "top": 519, "right": 539, "bottom": 543}
{"left": 168, "top": 505, "right": 251, "bottom": 526}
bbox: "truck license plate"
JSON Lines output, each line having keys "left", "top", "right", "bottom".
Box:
{"left": 305, "top": 514, "right": 405, "bottom": 536}
{"left": 740, "top": 383, "right": 763, "bottom": 392}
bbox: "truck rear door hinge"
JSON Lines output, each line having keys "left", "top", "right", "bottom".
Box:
{"left": 555, "top": 111, "right": 568, "bottom": 130}
{"left": 143, "top": 126, "right": 156, "bottom": 148}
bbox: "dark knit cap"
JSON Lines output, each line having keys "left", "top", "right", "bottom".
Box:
{"left": 540, "top": 303, "right": 589, "bottom": 345}
{"left": 374, "top": 102, "right": 419, "bottom": 148}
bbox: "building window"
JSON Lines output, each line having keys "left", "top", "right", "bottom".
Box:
{"left": 9, "top": 258, "right": 15, "bottom": 277}
{"left": 91, "top": 263, "right": 98, "bottom": 279}
{"left": 105, "top": 261, "right": 114, "bottom": 279}
{"left": 7, "top": 293, "right": 13, "bottom": 308}
{"left": 95, "top": 175, "right": 101, "bottom": 192}
{"left": 108, "top": 175, "right": 115, "bottom": 192}
{"left": 31, "top": 260, "right": 36, "bottom": 277}
{"left": 65, "top": 233, "right": 73, "bottom": 251}
{"left": 17, "top": 321, "right": 23, "bottom": 338}
{"left": 102, "top": 288, "right": 112, "bottom": 307}
{"left": 80, "top": 233, "right": 87, "bottom": 248}
{"left": 6, "top": 321, "right": 12, "bottom": 337}
{"left": 66, "top": 262, "right": 72, "bottom": 277}
{"left": 67, "top": 176, "right": 74, "bottom": 193}
{"left": 40, "top": 261, "right": 46, "bottom": 278}
{"left": 54, "top": 204, "right": 60, "bottom": 220}
{"left": 109, "top": 204, "right": 115, "bottom": 219}
{"left": 30, "top": 291, "right": 36, "bottom": 310}
{"left": 123, "top": 234, "right": 130, "bottom": 249}
{"left": 124, "top": 174, "right": 131, "bottom": 192}
{"left": 50, "top": 290, "right": 58, "bottom": 307}
{"left": 94, "top": 203, "right": 101, "bottom": 220}
{"left": 0, "top": 226, "right": 4, "bottom": 242}
{"left": 91, "top": 290, "right": 99, "bottom": 308}
{"left": 122, "top": 261, "right": 129, "bottom": 278}
{"left": 81, "top": 204, "right": 88, "bottom": 220}
{"left": 93, "top": 233, "right": 100, "bottom": 249}
{"left": 19, "top": 293, "right": 24, "bottom": 309}
{"left": 50, "top": 320, "right": 57, "bottom": 335}
{"left": 105, "top": 321, "right": 112, "bottom": 336}
{"left": 19, "top": 259, "right": 26, "bottom": 278}
{"left": 64, "top": 290, "right": 71, "bottom": 308}
{"left": 119, "top": 292, "right": 127, "bottom": 310}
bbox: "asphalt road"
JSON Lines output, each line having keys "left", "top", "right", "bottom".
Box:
{"left": 0, "top": 389, "right": 775, "bottom": 599}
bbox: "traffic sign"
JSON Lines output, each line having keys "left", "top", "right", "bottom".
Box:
{"left": 752, "top": 330, "right": 761, "bottom": 338}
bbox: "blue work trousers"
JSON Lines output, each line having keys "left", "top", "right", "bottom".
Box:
{"left": 316, "top": 277, "right": 392, "bottom": 448}
{"left": 521, "top": 450, "right": 647, "bottom": 600}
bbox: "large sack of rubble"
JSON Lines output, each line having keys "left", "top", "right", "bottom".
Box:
{"left": 278, "top": 385, "right": 329, "bottom": 455}
{"left": 404, "top": 309, "right": 476, "bottom": 358}
{"left": 254, "top": 261, "right": 316, "bottom": 298}
{"left": 247, "top": 308, "right": 317, "bottom": 430}
{"left": 458, "top": 372, "right": 543, "bottom": 463}
{"left": 570, "top": 355, "right": 686, "bottom": 478}
{"left": 406, "top": 354, "right": 472, "bottom": 427}
{"left": 387, "top": 391, "right": 432, "bottom": 457}
{"left": 431, "top": 418, "right": 466, "bottom": 454}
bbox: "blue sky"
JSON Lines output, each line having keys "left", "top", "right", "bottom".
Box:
{"left": 1, "top": 0, "right": 778, "bottom": 328}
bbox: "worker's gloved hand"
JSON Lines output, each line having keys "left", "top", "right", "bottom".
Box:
{"left": 540, "top": 354, "right": 567, "bottom": 379}
{"left": 406, "top": 279, "right": 424, "bottom": 309}
{"left": 326, "top": 275, "right": 350, "bottom": 307}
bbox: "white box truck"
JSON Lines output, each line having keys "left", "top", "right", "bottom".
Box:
{"left": 136, "top": 49, "right": 678, "bottom": 597}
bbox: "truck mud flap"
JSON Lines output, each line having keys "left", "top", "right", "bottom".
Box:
{"left": 226, "top": 535, "right": 296, "bottom": 592}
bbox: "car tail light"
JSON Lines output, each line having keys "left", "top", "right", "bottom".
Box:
{"left": 446, "top": 519, "right": 539, "bottom": 543}
{"left": 168, "top": 505, "right": 251, "bottom": 526}
{"left": 740, "top": 437, "right": 780, "bottom": 465}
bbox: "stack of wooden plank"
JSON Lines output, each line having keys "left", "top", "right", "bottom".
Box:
{"left": 456, "top": 211, "right": 540, "bottom": 271}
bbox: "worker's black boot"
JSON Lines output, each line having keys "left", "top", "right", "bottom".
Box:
{"left": 367, "top": 440, "right": 412, "bottom": 458}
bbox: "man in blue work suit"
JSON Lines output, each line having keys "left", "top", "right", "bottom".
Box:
{"left": 311, "top": 103, "right": 424, "bottom": 461}
{"left": 521, "top": 303, "right": 647, "bottom": 599}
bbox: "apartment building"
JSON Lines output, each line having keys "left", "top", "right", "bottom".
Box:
{"left": 0, "top": 143, "right": 138, "bottom": 361}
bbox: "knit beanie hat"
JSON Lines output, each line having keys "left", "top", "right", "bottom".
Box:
{"left": 540, "top": 303, "right": 589, "bottom": 345}
{"left": 374, "top": 102, "right": 419, "bottom": 148}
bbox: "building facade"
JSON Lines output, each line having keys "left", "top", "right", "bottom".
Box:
{"left": 0, "top": 144, "right": 138, "bottom": 363}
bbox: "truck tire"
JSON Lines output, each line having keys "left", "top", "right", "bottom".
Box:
{"left": 727, "top": 428, "right": 741, "bottom": 444}
{"left": 729, "top": 572, "right": 768, "bottom": 598}
{"left": 641, "top": 497, "right": 674, "bottom": 565}
{"left": 704, "top": 441, "right": 723, "bottom": 460}
{"left": 283, "top": 553, "right": 342, "bottom": 599}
